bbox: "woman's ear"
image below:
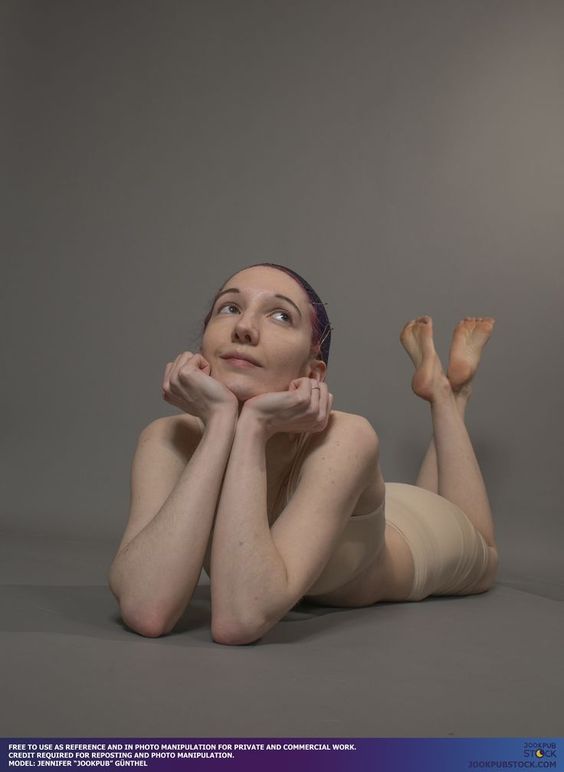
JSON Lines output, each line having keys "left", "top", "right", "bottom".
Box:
{"left": 308, "top": 359, "right": 327, "bottom": 382}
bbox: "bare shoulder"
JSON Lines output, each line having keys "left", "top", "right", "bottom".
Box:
{"left": 309, "top": 409, "right": 380, "bottom": 452}
{"left": 299, "top": 409, "right": 380, "bottom": 480}
{"left": 141, "top": 413, "right": 205, "bottom": 461}
{"left": 300, "top": 410, "right": 383, "bottom": 513}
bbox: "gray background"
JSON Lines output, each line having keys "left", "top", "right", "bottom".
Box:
{"left": 1, "top": 0, "right": 563, "bottom": 739}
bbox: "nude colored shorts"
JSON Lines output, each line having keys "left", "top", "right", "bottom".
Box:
{"left": 384, "top": 482, "right": 491, "bottom": 601}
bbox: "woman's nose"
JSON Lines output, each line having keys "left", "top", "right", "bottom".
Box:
{"left": 233, "top": 313, "right": 259, "bottom": 343}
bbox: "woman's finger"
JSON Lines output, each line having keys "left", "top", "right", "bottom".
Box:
{"left": 295, "top": 377, "right": 311, "bottom": 405}
{"left": 309, "top": 379, "right": 321, "bottom": 412}
{"left": 170, "top": 351, "right": 194, "bottom": 390}
{"left": 193, "top": 353, "right": 211, "bottom": 374}
{"left": 162, "top": 362, "right": 172, "bottom": 392}
{"left": 316, "top": 382, "right": 330, "bottom": 422}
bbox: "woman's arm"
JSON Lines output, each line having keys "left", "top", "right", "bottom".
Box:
{"left": 108, "top": 408, "right": 237, "bottom": 637}
{"left": 210, "top": 410, "right": 379, "bottom": 645}
{"left": 209, "top": 409, "right": 289, "bottom": 642}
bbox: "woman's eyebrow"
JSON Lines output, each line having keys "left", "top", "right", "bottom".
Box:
{"left": 213, "top": 287, "right": 302, "bottom": 318}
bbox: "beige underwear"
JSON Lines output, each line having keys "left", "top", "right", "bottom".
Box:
{"left": 384, "top": 482, "right": 490, "bottom": 601}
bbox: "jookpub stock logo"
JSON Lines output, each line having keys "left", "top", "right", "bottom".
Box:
{"left": 467, "top": 742, "right": 559, "bottom": 769}
{"left": 523, "top": 742, "right": 558, "bottom": 760}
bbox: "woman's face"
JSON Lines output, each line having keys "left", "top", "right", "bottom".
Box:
{"left": 200, "top": 266, "right": 326, "bottom": 403}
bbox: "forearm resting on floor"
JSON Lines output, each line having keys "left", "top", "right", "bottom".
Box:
{"left": 108, "top": 411, "right": 236, "bottom": 636}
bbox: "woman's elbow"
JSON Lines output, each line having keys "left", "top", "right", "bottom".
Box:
{"left": 123, "top": 613, "right": 173, "bottom": 638}
{"left": 118, "top": 601, "right": 175, "bottom": 638}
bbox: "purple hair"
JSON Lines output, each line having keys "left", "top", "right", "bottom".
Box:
{"left": 201, "top": 262, "right": 332, "bottom": 365}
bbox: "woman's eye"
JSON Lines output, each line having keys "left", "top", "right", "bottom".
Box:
{"left": 218, "top": 303, "right": 238, "bottom": 314}
{"left": 217, "top": 304, "right": 292, "bottom": 323}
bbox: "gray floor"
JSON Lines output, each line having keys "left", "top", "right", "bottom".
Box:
{"left": 1, "top": 528, "right": 562, "bottom": 738}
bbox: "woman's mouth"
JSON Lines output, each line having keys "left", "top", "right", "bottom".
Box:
{"left": 222, "top": 357, "right": 258, "bottom": 368}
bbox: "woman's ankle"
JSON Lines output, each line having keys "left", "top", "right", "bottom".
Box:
{"left": 453, "top": 383, "right": 472, "bottom": 416}
{"left": 428, "top": 376, "right": 456, "bottom": 406}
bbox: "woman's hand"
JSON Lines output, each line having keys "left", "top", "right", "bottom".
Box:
{"left": 242, "top": 377, "right": 334, "bottom": 440}
{"left": 162, "top": 351, "right": 238, "bottom": 425}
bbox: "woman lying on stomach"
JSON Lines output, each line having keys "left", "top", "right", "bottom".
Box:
{"left": 107, "top": 262, "right": 499, "bottom": 645}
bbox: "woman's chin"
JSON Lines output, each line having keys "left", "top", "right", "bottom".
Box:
{"left": 216, "top": 378, "right": 257, "bottom": 403}
{"left": 234, "top": 387, "right": 261, "bottom": 402}
{"left": 210, "top": 370, "right": 281, "bottom": 402}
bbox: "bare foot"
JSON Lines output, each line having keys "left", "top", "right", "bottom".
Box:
{"left": 447, "top": 317, "right": 495, "bottom": 393}
{"left": 399, "top": 316, "right": 451, "bottom": 402}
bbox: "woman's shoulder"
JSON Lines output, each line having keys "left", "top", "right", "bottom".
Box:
{"left": 142, "top": 410, "right": 378, "bottom": 458}
{"left": 319, "top": 409, "right": 379, "bottom": 445}
{"left": 142, "top": 412, "right": 204, "bottom": 435}
{"left": 288, "top": 410, "right": 382, "bottom": 507}
{"left": 329, "top": 408, "right": 377, "bottom": 428}
{"left": 139, "top": 413, "right": 204, "bottom": 461}
{"left": 298, "top": 410, "right": 380, "bottom": 476}
{"left": 148, "top": 410, "right": 376, "bottom": 435}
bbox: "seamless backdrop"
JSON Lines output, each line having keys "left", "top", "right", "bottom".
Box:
{"left": 1, "top": 0, "right": 563, "bottom": 737}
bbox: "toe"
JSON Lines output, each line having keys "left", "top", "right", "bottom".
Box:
{"left": 399, "top": 320, "right": 414, "bottom": 339}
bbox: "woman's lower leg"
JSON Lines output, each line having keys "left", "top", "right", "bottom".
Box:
{"left": 415, "top": 388, "right": 470, "bottom": 492}
{"left": 400, "top": 316, "right": 497, "bottom": 548}
{"left": 430, "top": 383, "right": 497, "bottom": 547}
